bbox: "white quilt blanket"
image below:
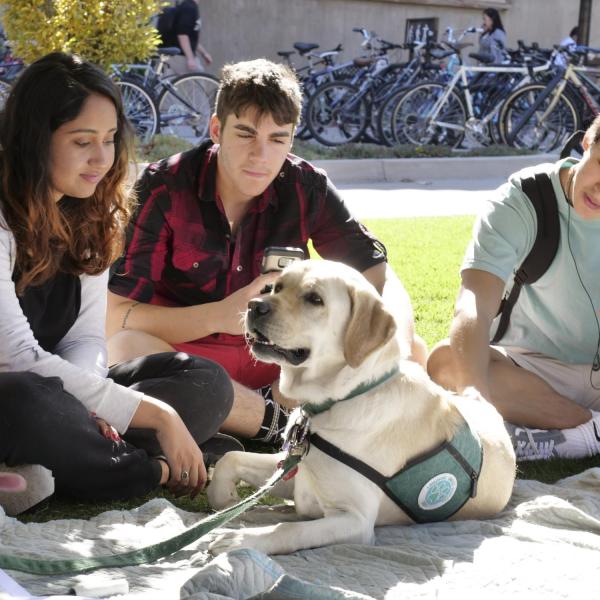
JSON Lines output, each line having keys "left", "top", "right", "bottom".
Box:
{"left": 1, "top": 469, "right": 600, "bottom": 599}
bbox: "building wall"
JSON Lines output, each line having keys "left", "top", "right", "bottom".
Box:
{"left": 197, "top": 0, "right": 592, "bottom": 77}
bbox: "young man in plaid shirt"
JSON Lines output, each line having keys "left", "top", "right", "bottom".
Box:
{"left": 107, "top": 58, "right": 426, "bottom": 447}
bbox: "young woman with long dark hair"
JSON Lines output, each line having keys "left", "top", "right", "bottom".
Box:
{"left": 0, "top": 52, "right": 237, "bottom": 514}
{"left": 479, "top": 8, "right": 507, "bottom": 63}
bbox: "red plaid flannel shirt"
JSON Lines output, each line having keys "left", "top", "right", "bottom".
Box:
{"left": 109, "top": 141, "right": 386, "bottom": 324}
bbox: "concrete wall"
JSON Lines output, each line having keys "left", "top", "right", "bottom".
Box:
{"left": 197, "top": 0, "right": 593, "bottom": 77}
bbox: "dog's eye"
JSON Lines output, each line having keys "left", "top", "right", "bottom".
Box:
{"left": 274, "top": 282, "right": 283, "bottom": 293}
{"left": 304, "top": 292, "right": 324, "bottom": 306}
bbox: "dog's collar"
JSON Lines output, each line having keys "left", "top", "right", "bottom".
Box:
{"left": 303, "top": 365, "right": 400, "bottom": 416}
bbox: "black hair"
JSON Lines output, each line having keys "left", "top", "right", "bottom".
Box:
{"left": 482, "top": 8, "right": 505, "bottom": 33}
{"left": 216, "top": 58, "right": 302, "bottom": 127}
{"left": 0, "top": 52, "right": 134, "bottom": 293}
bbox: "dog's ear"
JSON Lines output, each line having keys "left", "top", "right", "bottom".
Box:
{"left": 343, "top": 286, "right": 397, "bottom": 368}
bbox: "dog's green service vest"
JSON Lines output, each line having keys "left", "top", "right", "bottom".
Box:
{"left": 306, "top": 369, "right": 483, "bottom": 523}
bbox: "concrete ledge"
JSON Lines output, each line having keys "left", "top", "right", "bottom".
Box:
{"left": 313, "top": 153, "right": 558, "bottom": 184}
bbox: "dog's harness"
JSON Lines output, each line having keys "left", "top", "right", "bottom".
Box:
{"left": 301, "top": 368, "right": 484, "bottom": 523}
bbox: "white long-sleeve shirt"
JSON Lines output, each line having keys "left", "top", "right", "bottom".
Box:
{"left": 0, "top": 215, "right": 142, "bottom": 433}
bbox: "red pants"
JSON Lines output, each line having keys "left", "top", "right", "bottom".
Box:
{"left": 173, "top": 335, "right": 280, "bottom": 389}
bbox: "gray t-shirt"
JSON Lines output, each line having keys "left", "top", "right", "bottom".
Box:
{"left": 462, "top": 159, "right": 600, "bottom": 365}
{"left": 479, "top": 29, "right": 507, "bottom": 63}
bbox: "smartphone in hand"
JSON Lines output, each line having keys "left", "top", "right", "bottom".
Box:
{"left": 260, "top": 246, "right": 305, "bottom": 273}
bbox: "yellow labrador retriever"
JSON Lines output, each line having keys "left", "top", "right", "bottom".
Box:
{"left": 208, "top": 260, "right": 515, "bottom": 555}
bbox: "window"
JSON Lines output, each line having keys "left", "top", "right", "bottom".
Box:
{"left": 405, "top": 18, "right": 438, "bottom": 43}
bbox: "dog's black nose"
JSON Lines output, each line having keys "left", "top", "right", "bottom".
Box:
{"left": 248, "top": 299, "right": 271, "bottom": 316}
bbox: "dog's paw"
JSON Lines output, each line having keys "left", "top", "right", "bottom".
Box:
{"left": 206, "top": 477, "right": 239, "bottom": 509}
{"left": 206, "top": 455, "right": 242, "bottom": 509}
{"left": 209, "top": 526, "right": 282, "bottom": 555}
{"left": 208, "top": 530, "right": 258, "bottom": 555}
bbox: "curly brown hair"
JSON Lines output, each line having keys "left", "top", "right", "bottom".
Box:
{"left": 0, "top": 52, "right": 134, "bottom": 294}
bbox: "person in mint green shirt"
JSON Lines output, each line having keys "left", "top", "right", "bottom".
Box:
{"left": 428, "top": 116, "right": 600, "bottom": 461}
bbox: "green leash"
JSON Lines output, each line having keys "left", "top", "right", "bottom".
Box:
{"left": 0, "top": 453, "right": 301, "bottom": 576}
{"left": 0, "top": 370, "right": 398, "bottom": 576}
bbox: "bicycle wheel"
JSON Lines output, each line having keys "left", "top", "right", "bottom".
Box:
{"left": 499, "top": 84, "right": 581, "bottom": 152}
{"left": 158, "top": 72, "right": 218, "bottom": 144}
{"left": 295, "top": 78, "right": 318, "bottom": 141}
{"left": 390, "top": 82, "right": 466, "bottom": 148}
{"left": 306, "top": 81, "right": 369, "bottom": 146}
{"left": 377, "top": 68, "right": 443, "bottom": 146}
{"left": 114, "top": 78, "right": 158, "bottom": 144}
{"left": 377, "top": 85, "right": 413, "bottom": 146}
{"left": 295, "top": 105, "right": 313, "bottom": 141}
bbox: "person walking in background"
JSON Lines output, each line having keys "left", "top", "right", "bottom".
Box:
{"left": 478, "top": 8, "right": 507, "bottom": 63}
{"left": 0, "top": 52, "right": 238, "bottom": 514}
{"left": 159, "top": 0, "right": 212, "bottom": 72}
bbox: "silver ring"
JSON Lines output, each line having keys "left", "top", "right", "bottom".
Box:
{"left": 181, "top": 470, "right": 189, "bottom": 481}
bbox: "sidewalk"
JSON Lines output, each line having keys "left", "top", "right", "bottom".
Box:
{"left": 314, "top": 152, "right": 558, "bottom": 184}
{"left": 133, "top": 152, "right": 557, "bottom": 219}
{"left": 338, "top": 177, "right": 504, "bottom": 219}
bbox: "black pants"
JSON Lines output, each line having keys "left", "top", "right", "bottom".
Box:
{"left": 0, "top": 353, "right": 233, "bottom": 501}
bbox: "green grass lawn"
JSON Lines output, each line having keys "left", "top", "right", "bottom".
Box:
{"left": 363, "top": 215, "right": 474, "bottom": 348}
{"left": 17, "top": 216, "right": 600, "bottom": 523}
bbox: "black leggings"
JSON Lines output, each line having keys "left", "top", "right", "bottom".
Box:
{"left": 0, "top": 353, "right": 233, "bottom": 501}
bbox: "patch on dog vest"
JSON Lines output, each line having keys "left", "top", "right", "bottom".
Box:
{"left": 417, "top": 473, "right": 458, "bottom": 510}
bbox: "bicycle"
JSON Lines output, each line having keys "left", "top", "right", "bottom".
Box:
{"left": 277, "top": 41, "right": 347, "bottom": 140}
{"left": 500, "top": 46, "right": 600, "bottom": 151}
{"left": 111, "top": 47, "right": 218, "bottom": 144}
{"left": 304, "top": 28, "right": 405, "bottom": 145}
{"left": 111, "top": 77, "right": 158, "bottom": 144}
{"left": 386, "top": 35, "right": 552, "bottom": 148}
{"left": 376, "top": 35, "right": 456, "bottom": 146}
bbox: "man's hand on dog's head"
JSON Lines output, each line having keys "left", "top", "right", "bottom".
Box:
{"left": 219, "top": 272, "right": 280, "bottom": 335}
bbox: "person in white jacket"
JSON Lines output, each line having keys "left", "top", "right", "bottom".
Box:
{"left": 0, "top": 52, "right": 237, "bottom": 511}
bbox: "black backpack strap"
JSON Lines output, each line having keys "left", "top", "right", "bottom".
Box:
{"left": 491, "top": 172, "right": 559, "bottom": 344}
{"left": 560, "top": 130, "right": 586, "bottom": 159}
